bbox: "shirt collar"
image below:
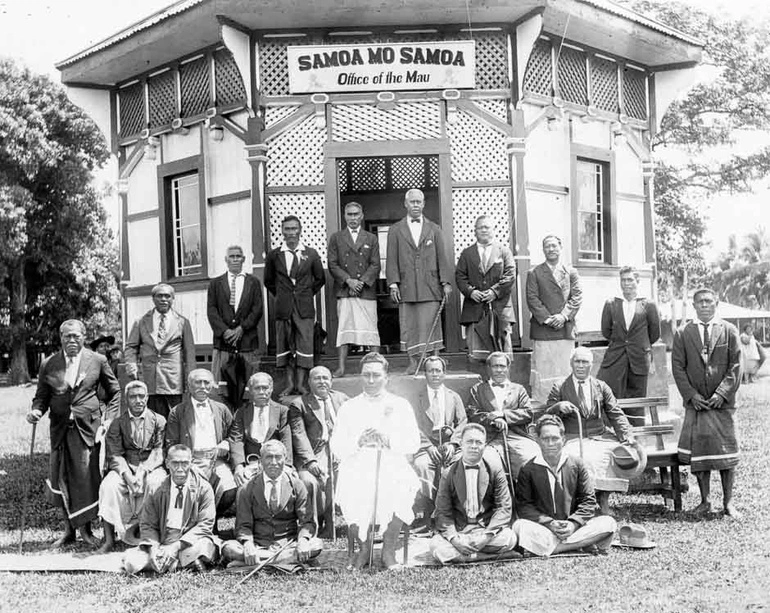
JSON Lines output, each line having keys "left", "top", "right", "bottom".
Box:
{"left": 65, "top": 349, "right": 83, "bottom": 362}
{"left": 194, "top": 399, "right": 210, "bottom": 409}
{"left": 572, "top": 375, "right": 589, "bottom": 387}
{"left": 281, "top": 242, "right": 304, "bottom": 253}
{"left": 229, "top": 271, "right": 245, "bottom": 279}
{"left": 263, "top": 471, "right": 282, "bottom": 487}
{"left": 427, "top": 385, "right": 445, "bottom": 395}
{"left": 129, "top": 409, "right": 148, "bottom": 421}
{"left": 489, "top": 379, "right": 509, "bottom": 388}
{"left": 533, "top": 451, "right": 569, "bottom": 474}
{"left": 409, "top": 216, "right": 423, "bottom": 224}
{"left": 694, "top": 318, "right": 714, "bottom": 327}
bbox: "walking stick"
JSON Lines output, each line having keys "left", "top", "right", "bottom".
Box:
{"left": 235, "top": 538, "right": 297, "bottom": 585}
{"left": 573, "top": 407, "right": 584, "bottom": 459}
{"left": 325, "top": 446, "right": 336, "bottom": 541}
{"left": 18, "top": 422, "right": 37, "bottom": 554}
{"left": 500, "top": 423, "right": 516, "bottom": 498}
{"left": 368, "top": 448, "right": 383, "bottom": 570}
{"left": 413, "top": 295, "right": 447, "bottom": 378}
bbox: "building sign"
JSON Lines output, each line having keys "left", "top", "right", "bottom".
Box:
{"left": 287, "top": 41, "right": 476, "bottom": 93}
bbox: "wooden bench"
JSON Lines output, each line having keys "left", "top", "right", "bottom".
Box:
{"left": 618, "top": 397, "right": 683, "bottom": 512}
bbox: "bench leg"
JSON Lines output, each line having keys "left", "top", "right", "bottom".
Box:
{"left": 671, "top": 465, "right": 683, "bottom": 512}
{"left": 402, "top": 525, "right": 410, "bottom": 565}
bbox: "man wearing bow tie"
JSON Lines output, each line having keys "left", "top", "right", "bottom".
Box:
{"left": 28, "top": 319, "right": 120, "bottom": 548}
{"left": 125, "top": 283, "right": 196, "bottom": 419}
{"left": 429, "top": 423, "right": 517, "bottom": 564}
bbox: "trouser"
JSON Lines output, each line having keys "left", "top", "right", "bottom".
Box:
{"left": 429, "top": 525, "right": 517, "bottom": 564}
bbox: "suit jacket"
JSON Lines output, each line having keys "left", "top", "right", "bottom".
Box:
{"left": 516, "top": 453, "right": 596, "bottom": 526}
{"left": 105, "top": 409, "right": 166, "bottom": 476}
{"left": 434, "top": 457, "right": 512, "bottom": 540}
{"left": 264, "top": 245, "right": 325, "bottom": 320}
{"left": 32, "top": 348, "right": 121, "bottom": 449}
{"left": 327, "top": 229, "right": 380, "bottom": 300}
{"left": 165, "top": 398, "right": 233, "bottom": 451}
{"left": 526, "top": 262, "right": 582, "bottom": 340}
{"left": 288, "top": 391, "right": 349, "bottom": 469}
{"left": 467, "top": 380, "right": 534, "bottom": 440}
{"left": 672, "top": 319, "right": 741, "bottom": 409}
{"left": 546, "top": 376, "right": 632, "bottom": 441}
{"left": 455, "top": 242, "right": 516, "bottom": 325}
{"left": 385, "top": 216, "right": 452, "bottom": 302}
{"left": 125, "top": 309, "right": 196, "bottom": 395}
{"left": 413, "top": 386, "right": 467, "bottom": 453}
{"left": 140, "top": 470, "right": 215, "bottom": 547}
{"left": 599, "top": 297, "right": 661, "bottom": 376}
{"left": 206, "top": 273, "right": 264, "bottom": 352}
{"left": 229, "top": 400, "right": 292, "bottom": 467}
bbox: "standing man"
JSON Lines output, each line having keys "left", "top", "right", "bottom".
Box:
{"left": 386, "top": 188, "right": 453, "bottom": 375}
{"left": 526, "top": 235, "right": 582, "bottom": 402}
{"left": 207, "top": 245, "right": 264, "bottom": 405}
{"left": 328, "top": 201, "right": 381, "bottom": 377}
{"left": 27, "top": 319, "right": 120, "bottom": 548}
{"left": 673, "top": 288, "right": 741, "bottom": 518}
{"left": 125, "top": 283, "right": 196, "bottom": 419}
{"left": 455, "top": 215, "right": 517, "bottom": 361}
{"left": 264, "top": 216, "right": 326, "bottom": 396}
{"left": 597, "top": 266, "right": 661, "bottom": 398}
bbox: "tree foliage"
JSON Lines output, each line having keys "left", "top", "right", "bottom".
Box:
{"left": 713, "top": 227, "right": 770, "bottom": 309}
{"left": 0, "top": 58, "right": 120, "bottom": 383}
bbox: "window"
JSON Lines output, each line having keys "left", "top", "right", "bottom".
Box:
{"left": 171, "top": 173, "right": 202, "bottom": 276}
{"left": 571, "top": 150, "right": 614, "bottom": 265}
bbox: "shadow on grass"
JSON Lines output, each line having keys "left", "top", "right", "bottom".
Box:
{"left": 0, "top": 451, "right": 59, "bottom": 531}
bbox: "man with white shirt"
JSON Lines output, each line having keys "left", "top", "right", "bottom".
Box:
{"left": 429, "top": 423, "right": 517, "bottom": 564}
{"left": 165, "top": 369, "right": 236, "bottom": 518}
{"left": 288, "top": 366, "right": 349, "bottom": 535}
{"left": 386, "top": 189, "right": 453, "bottom": 375}
{"left": 229, "top": 372, "right": 292, "bottom": 487}
{"left": 264, "top": 216, "right": 326, "bottom": 396}
{"left": 597, "top": 266, "right": 661, "bottom": 399}
{"left": 328, "top": 201, "right": 381, "bottom": 377}
{"left": 125, "top": 283, "right": 196, "bottom": 418}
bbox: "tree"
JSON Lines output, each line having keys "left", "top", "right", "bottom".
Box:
{"left": 713, "top": 227, "right": 770, "bottom": 309}
{"left": 0, "top": 58, "right": 119, "bottom": 384}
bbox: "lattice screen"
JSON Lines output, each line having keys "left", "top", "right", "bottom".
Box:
{"left": 557, "top": 46, "right": 587, "bottom": 106}
{"left": 118, "top": 82, "right": 145, "bottom": 138}
{"left": 451, "top": 188, "right": 511, "bottom": 257}
{"left": 622, "top": 66, "right": 648, "bottom": 120}
{"left": 473, "top": 98, "right": 508, "bottom": 123}
{"left": 337, "top": 156, "right": 439, "bottom": 192}
{"left": 523, "top": 38, "right": 552, "bottom": 96}
{"left": 331, "top": 102, "right": 442, "bottom": 142}
{"left": 264, "top": 105, "right": 300, "bottom": 128}
{"left": 591, "top": 56, "right": 619, "bottom": 113}
{"left": 448, "top": 109, "right": 509, "bottom": 183}
{"left": 267, "top": 193, "right": 328, "bottom": 264}
{"left": 259, "top": 36, "right": 319, "bottom": 98}
{"left": 470, "top": 31, "right": 509, "bottom": 90}
{"left": 266, "top": 114, "right": 325, "bottom": 186}
{"left": 214, "top": 48, "right": 247, "bottom": 106}
{"left": 180, "top": 56, "right": 211, "bottom": 117}
{"left": 148, "top": 70, "right": 177, "bottom": 129}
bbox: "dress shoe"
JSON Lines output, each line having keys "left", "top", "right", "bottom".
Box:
{"left": 191, "top": 558, "right": 208, "bottom": 573}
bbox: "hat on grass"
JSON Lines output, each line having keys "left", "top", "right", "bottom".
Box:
{"left": 611, "top": 440, "right": 647, "bottom": 480}
{"left": 613, "top": 523, "right": 657, "bottom": 549}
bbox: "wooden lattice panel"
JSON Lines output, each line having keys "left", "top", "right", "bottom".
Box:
{"left": 331, "top": 102, "right": 442, "bottom": 142}
{"left": 622, "top": 66, "right": 648, "bottom": 120}
{"left": 451, "top": 188, "right": 511, "bottom": 256}
{"left": 264, "top": 105, "right": 299, "bottom": 128}
{"left": 471, "top": 31, "right": 509, "bottom": 90}
{"left": 337, "top": 156, "right": 438, "bottom": 193}
{"left": 557, "top": 46, "right": 588, "bottom": 106}
{"left": 267, "top": 192, "right": 328, "bottom": 264}
{"left": 214, "top": 48, "right": 247, "bottom": 106}
{"left": 448, "top": 109, "right": 509, "bottom": 183}
{"left": 148, "top": 70, "right": 177, "bottom": 129}
{"left": 118, "top": 82, "right": 145, "bottom": 138}
{"left": 180, "top": 56, "right": 211, "bottom": 117}
{"left": 473, "top": 99, "right": 508, "bottom": 122}
{"left": 523, "top": 38, "right": 552, "bottom": 97}
{"left": 591, "top": 56, "right": 619, "bottom": 113}
{"left": 260, "top": 36, "right": 319, "bottom": 98}
{"left": 266, "top": 115, "right": 325, "bottom": 186}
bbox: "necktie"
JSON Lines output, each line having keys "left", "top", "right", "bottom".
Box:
{"left": 131, "top": 417, "right": 145, "bottom": 448}
{"left": 269, "top": 479, "right": 280, "bottom": 513}
{"left": 481, "top": 245, "right": 490, "bottom": 271}
{"left": 258, "top": 406, "right": 267, "bottom": 442}
{"left": 553, "top": 472, "right": 566, "bottom": 517}
{"left": 578, "top": 381, "right": 589, "bottom": 417}
{"left": 323, "top": 398, "right": 335, "bottom": 428}
{"left": 351, "top": 231, "right": 358, "bottom": 243}
{"left": 289, "top": 250, "right": 299, "bottom": 280}
{"left": 175, "top": 485, "right": 184, "bottom": 509}
{"left": 229, "top": 274, "right": 237, "bottom": 307}
{"left": 702, "top": 323, "right": 710, "bottom": 354}
{"left": 65, "top": 357, "right": 76, "bottom": 387}
{"left": 431, "top": 390, "right": 441, "bottom": 426}
{"left": 157, "top": 313, "right": 166, "bottom": 344}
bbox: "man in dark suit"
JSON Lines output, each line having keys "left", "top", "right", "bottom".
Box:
{"left": 288, "top": 366, "right": 348, "bottom": 535}
{"left": 327, "top": 201, "right": 381, "bottom": 376}
{"left": 125, "top": 283, "right": 196, "bottom": 418}
{"left": 526, "top": 235, "right": 582, "bottom": 401}
{"left": 514, "top": 415, "right": 617, "bottom": 556}
{"left": 264, "top": 216, "right": 325, "bottom": 396}
{"left": 222, "top": 440, "right": 322, "bottom": 567}
{"left": 98, "top": 380, "right": 167, "bottom": 553}
{"left": 429, "top": 423, "right": 517, "bottom": 564}
{"left": 27, "top": 319, "right": 121, "bottom": 548}
{"left": 386, "top": 188, "right": 453, "bottom": 374}
{"left": 673, "top": 288, "right": 742, "bottom": 518}
{"left": 229, "top": 371, "right": 293, "bottom": 487}
{"left": 207, "top": 245, "right": 264, "bottom": 406}
{"left": 165, "top": 369, "right": 236, "bottom": 517}
{"left": 456, "top": 214, "right": 516, "bottom": 361}
{"left": 597, "top": 266, "right": 661, "bottom": 398}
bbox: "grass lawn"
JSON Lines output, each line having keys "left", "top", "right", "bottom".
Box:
{"left": 1, "top": 377, "right": 769, "bottom": 612}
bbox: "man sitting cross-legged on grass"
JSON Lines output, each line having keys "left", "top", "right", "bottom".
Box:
{"left": 97, "top": 380, "right": 167, "bottom": 553}
{"left": 513, "top": 415, "right": 617, "bottom": 556}
{"left": 123, "top": 444, "right": 220, "bottom": 574}
{"left": 429, "top": 423, "right": 517, "bottom": 564}
{"left": 221, "top": 440, "right": 322, "bottom": 567}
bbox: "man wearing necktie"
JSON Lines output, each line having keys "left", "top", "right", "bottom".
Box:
{"left": 455, "top": 215, "right": 517, "bottom": 362}
{"left": 673, "top": 288, "right": 741, "bottom": 518}
{"left": 327, "top": 201, "right": 381, "bottom": 376}
{"left": 429, "top": 423, "right": 517, "bottom": 564}
{"left": 289, "top": 366, "right": 349, "bottom": 536}
{"left": 125, "top": 283, "right": 196, "bottom": 419}
{"left": 514, "top": 415, "right": 617, "bottom": 556}
{"left": 264, "top": 216, "right": 326, "bottom": 396}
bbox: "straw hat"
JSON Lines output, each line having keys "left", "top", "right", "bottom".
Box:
{"left": 613, "top": 523, "right": 657, "bottom": 549}
{"left": 610, "top": 440, "right": 647, "bottom": 480}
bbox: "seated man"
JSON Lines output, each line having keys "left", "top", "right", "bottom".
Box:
{"left": 467, "top": 351, "right": 540, "bottom": 479}
{"left": 98, "top": 381, "right": 167, "bottom": 553}
{"left": 429, "top": 423, "right": 517, "bottom": 564}
{"left": 514, "top": 415, "right": 617, "bottom": 556}
{"left": 412, "top": 356, "right": 467, "bottom": 523}
{"left": 222, "top": 440, "right": 322, "bottom": 567}
{"left": 229, "top": 372, "right": 293, "bottom": 487}
{"left": 546, "top": 346, "right": 640, "bottom": 514}
{"left": 123, "top": 444, "right": 219, "bottom": 573}
{"left": 288, "top": 366, "right": 348, "bottom": 536}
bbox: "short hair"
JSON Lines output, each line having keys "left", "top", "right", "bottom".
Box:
{"left": 460, "top": 423, "right": 487, "bottom": 442}
{"left": 404, "top": 188, "right": 425, "bottom": 201}
{"left": 151, "top": 283, "right": 175, "bottom": 297}
{"left": 226, "top": 244, "right": 244, "bottom": 255}
{"left": 486, "top": 351, "right": 511, "bottom": 367}
{"left": 618, "top": 266, "right": 639, "bottom": 279}
{"left": 125, "top": 380, "right": 148, "bottom": 395}
{"left": 535, "top": 414, "right": 565, "bottom": 437}
{"left": 344, "top": 201, "right": 363, "bottom": 213}
{"left": 542, "top": 235, "right": 562, "bottom": 247}
{"left": 309, "top": 365, "right": 332, "bottom": 379}
{"left": 570, "top": 346, "right": 594, "bottom": 363}
{"left": 59, "top": 319, "right": 86, "bottom": 336}
{"left": 261, "top": 439, "right": 287, "bottom": 457}
{"left": 360, "top": 351, "right": 389, "bottom": 373}
{"left": 423, "top": 356, "right": 447, "bottom": 372}
{"left": 248, "top": 372, "right": 273, "bottom": 388}
{"left": 167, "top": 444, "right": 192, "bottom": 459}
{"left": 743, "top": 323, "right": 754, "bottom": 333}
{"left": 474, "top": 214, "right": 493, "bottom": 227}
{"left": 282, "top": 215, "right": 302, "bottom": 230}
{"left": 692, "top": 287, "right": 716, "bottom": 302}
{"left": 188, "top": 368, "right": 214, "bottom": 386}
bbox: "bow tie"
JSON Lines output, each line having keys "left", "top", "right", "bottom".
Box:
{"left": 491, "top": 382, "right": 506, "bottom": 388}
{"left": 196, "top": 402, "right": 208, "bottom": 410}
{"left": 410, "top": 218, "right": 421, "bottom": 223}
{"left": 464, "top": 464, "right": 480, "bottom": 470}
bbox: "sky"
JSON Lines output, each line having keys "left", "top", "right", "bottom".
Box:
{"left": 0, "top": 0, "right": 768, "bottom": 256}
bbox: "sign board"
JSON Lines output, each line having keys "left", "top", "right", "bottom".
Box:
{"left": 287, "top": 41, "right": 476, "bottom": 93}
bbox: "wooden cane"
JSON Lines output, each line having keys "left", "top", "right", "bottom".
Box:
{"left": 325, "top": 446, "right": 336, "bottom": 541}
{"left": 574, "top": 407, "right": 584, "bottom": 458}
{"left": 235, "top": 538, "right": 297, "bottom": 585}
{"left": 413, "top": 295, "right": 447, "bottom": 378}
{"left": 500, "top": 423, "right": 516, "bottom": 498}
{"left": 368, "top": 448, "right": 383, "bottom": 570}
{"left": 18, "top": 422, "right": 37, "bottom": 554}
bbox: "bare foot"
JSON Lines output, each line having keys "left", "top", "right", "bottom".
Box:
{"left": 51, "top": 531, "right": 76, "bottom": 549}
{"left": 692, "top": 501, "right": 712, "bottom": 515}
{"left": 723, "top": 503, "right": 742, "bottom": 519}
{"left": 80, "top": 529, "right": 101, "bottom": 549}
{"left": 332, "top": 368, "right": 345, "bottom": 378}
{"left": 296, "top": 385, "right": 309, "bottom": 396}
{"left": 95, "top": 542, "right": 115, "bottom": 555}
